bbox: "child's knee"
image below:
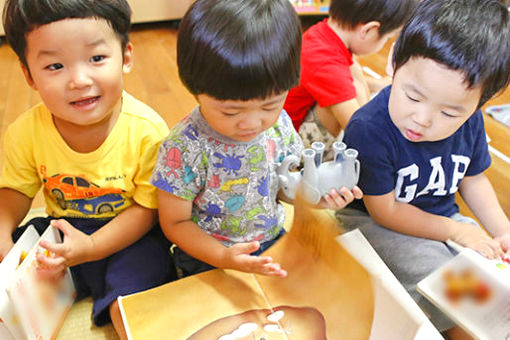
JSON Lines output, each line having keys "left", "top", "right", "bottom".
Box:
{"left": 109, "top": 299, "right": 120, "bottom": 316}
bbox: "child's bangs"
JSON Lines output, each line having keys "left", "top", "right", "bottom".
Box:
{"left": 196, "top": 37, "right": 299, "bottom": 101}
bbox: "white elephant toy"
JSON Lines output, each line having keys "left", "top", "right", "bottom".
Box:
{"left": 277, "top": 141, "right": 360, "bottom": 204}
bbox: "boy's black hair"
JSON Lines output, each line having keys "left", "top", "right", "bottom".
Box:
{"left": 393, "top": 0, "right": 510, "bottom": 107}
{"left": 329, "top": 0, "right": 419, "bottom": 36}
{"left": 3, "top": 0, "right": 131, "bottom": 67}
{"left": 177, "top": 0, "right": 302, "bottom": 101}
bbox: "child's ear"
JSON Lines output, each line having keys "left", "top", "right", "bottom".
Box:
{"left": 20, "top": 62, "right": 37, "bottom": 90}
{"left": 122, "top": 42, "right": 134, "bottom": 74}
{"left": 359, "top": 21, "right": 381, "bottom": 40}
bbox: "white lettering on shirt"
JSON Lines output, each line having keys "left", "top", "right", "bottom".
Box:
{"left": 395, "top": 155, "right": 471, "bottom": 202}
{"left": 416, "top": 157, "right": 447, "bottom": 197}
{"left": 449, "top": 155, "right": 470, "bottom": 193}
{"left": 395, "top": 164, "right": 419, "bottom": 202}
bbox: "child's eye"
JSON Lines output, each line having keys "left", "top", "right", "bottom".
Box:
{"left": 262, "top": 106, "right": 279, "bottom": 112}
{"left": 441, "top": 111, "right": 456, "bottom": 118}
{"left": 406, "top": 94, "right": 419, "bottom": 102}
{"left": 46, "top": 63, "right": 63, "bottom": 71}
{"left": 90, "top": 55, "right": 105, "bottom": 63}
{"left": 222, "top": 112, "right": 239, "bottom": 116}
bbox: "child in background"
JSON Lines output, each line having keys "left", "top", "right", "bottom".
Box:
{"left": 0, "top": 0, "right": 174, "bottom": 338}
{"left": 284, "top": 0, "right": 418, "bottom": 155}
{"left": 340, "top": 0, "right": 510, "bottom": 338}
{"left": 152, "top": 0, "right": 363, "bottom": 278}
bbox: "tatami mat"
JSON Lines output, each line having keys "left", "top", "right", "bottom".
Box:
{"left": 56, "top": 298, "right": 118, "bottom": 340}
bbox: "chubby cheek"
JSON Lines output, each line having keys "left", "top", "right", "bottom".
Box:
{"left": 387, "top": 93, "right": 404, "bottom": 124}
{"left": 37, "top": 88, "right": 61, "bottom": 108}
{"left": 266, "top": 112, "right": 282, "bottom": 128}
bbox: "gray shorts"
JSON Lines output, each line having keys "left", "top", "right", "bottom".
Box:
{"left": 336, "top": 208, "right": 479, "bottom": 332}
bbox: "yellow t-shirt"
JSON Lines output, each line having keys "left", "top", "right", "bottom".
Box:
{"left": 0, "top": 92, "right": 169, "bottom": 218}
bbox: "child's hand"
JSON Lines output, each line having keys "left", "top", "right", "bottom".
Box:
{"left": 319, "top": 186, "right": 363, "bottom": 210}
{"left": 221, "top": 241, "right": 287, "bottom": 277}
{"left": 451, "top": 221, "right": 504, "bottom": 259}
{"left": 37, "top": 219, "right": 95, "bottom": 276}
{"left": 495, "top": 233, "right": 510, "bottom": 256}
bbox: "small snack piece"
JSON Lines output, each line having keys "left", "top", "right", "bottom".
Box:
{"left": 443, "top": 268, "right": 492, "bottom": 304}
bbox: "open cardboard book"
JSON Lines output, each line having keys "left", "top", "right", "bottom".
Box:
{"left": 119, "top": 198, "right": 375, "bottom": 339}
{"left": 0, "top": 225, "right": 75, "bottom": 340}
{"left": 417, "top": 247, "right": 510, "bottom": 340}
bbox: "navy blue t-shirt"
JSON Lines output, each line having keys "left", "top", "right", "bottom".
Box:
{"left": 344, "top": 86, "right": 491, "bottom": 217}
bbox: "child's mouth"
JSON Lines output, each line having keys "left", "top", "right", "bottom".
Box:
{"left": 70, "top": 96, "right": 100, "bottom": 108}
{"left": 406, "top": 129, "right": 423, "bottom": 141}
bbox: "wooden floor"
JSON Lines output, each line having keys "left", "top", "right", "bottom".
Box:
{"left": 0, "top": 21, "right": 508, "bottom": 220}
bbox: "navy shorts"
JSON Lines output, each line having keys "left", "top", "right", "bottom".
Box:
{"left": 13, "top": 216, "right": 176, "bottom": 326}
{"left": 172, "top": 228, "right": 286, "bottom": 278}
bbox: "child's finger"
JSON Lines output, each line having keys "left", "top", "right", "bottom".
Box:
{"left": 324, "top": 195, "right": 344, "bottom": 210}
{"left": 485, "top": 239, "right": 505, "bottom": 259}
{"left": 492, "top": 242, "right": 505, "bottom": 259}
{"left": 352, "top": 186, "right": 363, "bottom": 199}
{"left": 337, "top": 187, "right": 354, "bottom": 201}
{"left": 477, "top": 242, "right": 503, "bottom": 259}
{"left": 324, "top": 188, "right": 351, "bottom": 209}
{"left": 256, "top": 255, "right": 273, "bottom": 264}
{"left": 39, "top": 240, "right": 66, "bottom": 256}
{"left": 36, "top": 252, "right": 66, "bottom": 267}
{"left": 36, "top": 264, "right": 66, "bottom": 280}
{"left": 50, "top": 219, "right": 74, "bottom": 236}
{"left": 262, "top": 262, "right": 287, "bottom": 277}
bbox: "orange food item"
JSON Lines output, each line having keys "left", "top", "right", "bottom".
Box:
{"left": 443, "top": 269, "right": 491, "bottom": 304}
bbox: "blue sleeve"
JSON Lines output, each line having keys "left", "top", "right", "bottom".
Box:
{"left": 465, "top": 111, "right": 491, "bottom": 176}
{"left": 344, "top": 118, "right": 397, "bottom": 196}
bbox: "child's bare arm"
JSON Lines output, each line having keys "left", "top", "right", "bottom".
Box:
{"left": 350, "top": 60, "right": 371, "bottom": 102}
{"left": 315, "top": 99, "right": 361, "bottom": 137}
{"left": 459, "top": 173, "right": 510, "bottom": 238}
{"left": 312, "top": 59, "right": 371, "bottom": 137}
{"left": 364, "top": 192, "right": 503, "bottom": 259}
{"left": 158, "top": 189, "right": 286, "bottom": 277}
{"left": 365, "top": 75, "right": 392, "bottom": 94}
{"left": 459, "top": 173, "right": 510, "bottom": 255}
{"left": 0, "top": 188, "right": 33, "bottom": 261}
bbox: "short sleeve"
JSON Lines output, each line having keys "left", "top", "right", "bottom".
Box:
{"left": 132, "top": 123, "right": 169, "bottom": 209}
{"left": 151, "top": 125, "right": 204, "bottom": 202}
{"left": 344, "top": 118, "right": 396, "bottom": 196}
{"left": 304, "top": 63, "right": 357, "bottom": 108}
{"left": 465, "top": 112, "right": 491, "bottom": 176}
{"left": 279, "top": 111, "right": 304, "bottom": 158}
{"left": 0, "top": 119, "right": 41, "bottom": 198}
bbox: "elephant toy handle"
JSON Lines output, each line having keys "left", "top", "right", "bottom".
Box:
{"left": 354, "top": 159, "right": 360, "bottom": 185}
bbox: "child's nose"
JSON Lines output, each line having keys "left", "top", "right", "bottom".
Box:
{"left": 68, "top": 67, "right": 93, "bottom": 89}
{"left": 412, "top": 108, "right": 432, "bottom": 127}
{"left": 238, "top": 114, "right": 262, "bottom": 130}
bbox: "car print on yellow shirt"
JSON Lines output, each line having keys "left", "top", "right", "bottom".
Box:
{"left": 41, "top": 166, "right": 126, "bottom": 215}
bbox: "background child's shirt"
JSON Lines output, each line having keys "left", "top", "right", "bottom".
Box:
{"left": 344, "top": 86, "right": 491, "bottom": 217}
{"left": 151, "top": 107, "right": 303, "bottom": 246}
{"left": 0, "top": 92, "right": 169, "bottom": 218}
{"left": 284, "top": 18, "right": 357, "bottom": 131}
